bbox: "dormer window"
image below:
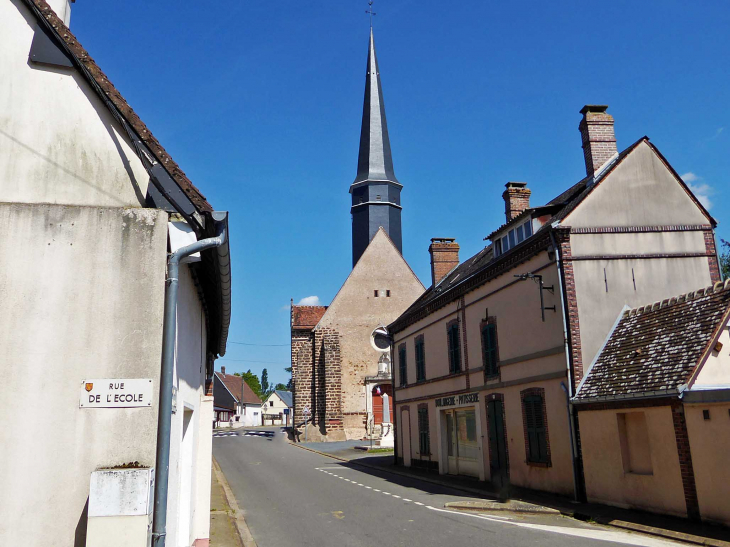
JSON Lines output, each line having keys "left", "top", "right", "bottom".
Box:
{"left": 493, "top": 219, "right": 533, "bottom": 257}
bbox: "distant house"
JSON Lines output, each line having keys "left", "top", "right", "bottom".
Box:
{"left": 214, "top": 368, "right": 263, "bottom": 427}
{"left": 574, "top": 280, "right": 730, "bottom": 525}
{"left": 261, "top": 390, "right": 294, "bottom": 426}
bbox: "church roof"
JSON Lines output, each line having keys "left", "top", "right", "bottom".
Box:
{"left": 351, "top": 29, "right": 399, "bottom": 188}
{"left": 291, "top": 306, "right": 328, "bottom": 330}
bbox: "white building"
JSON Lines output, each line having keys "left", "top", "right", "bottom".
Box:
{"left": 261, "top": 390, "right": 293, "bottom": 426}
{"left": 214, "top": 368, "right": 263, "bottom": 427}
{"left": 0, "top": 1, "right": 232, "bottom": 546}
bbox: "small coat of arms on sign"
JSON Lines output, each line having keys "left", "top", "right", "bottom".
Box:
{"left": 85, "top": 382, "right": 94, "bottom": 392}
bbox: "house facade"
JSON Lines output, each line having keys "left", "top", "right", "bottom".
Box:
{"left": 574, "top": 281, "right": 730, "bottom": 525}
{"left": 214, "top": 368, "right": 263, "bottom": 427}
{"left": 261, "top": 390, "right": 293, "bottom": 426}
{"left": 389, "top": 105, "right": 720, "bottom": 498}
{"left": 291, "top": 30, "right": 424, "bottom": 442}
{"left": 0, "top": 1, "right": 232, "bottom": 546}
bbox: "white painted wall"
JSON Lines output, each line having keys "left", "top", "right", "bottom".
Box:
{"left": 0, "top": 3, "right": 216, "bottom": 544}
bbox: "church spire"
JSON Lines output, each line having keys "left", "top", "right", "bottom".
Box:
{"left": 350, "top": 28, "right": 403, "bottom": 267}
{"left": 353, "top": 28, "right": 399, "bottom": 185}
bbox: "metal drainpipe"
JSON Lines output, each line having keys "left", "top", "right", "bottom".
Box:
{"left": 549, "top": 230, "right": 581, "bottom": 502}
{"left": 152, "top": 220, "right": 227, "bottom": 547}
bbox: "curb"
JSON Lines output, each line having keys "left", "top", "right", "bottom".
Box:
{"left": 444, "top": 501, "right": 560, "bottom": 515}
{"left": 289, "top": 441, "right": 730, "bottom": 547}
{"left": 212, "top": 457, "right": 258, "bottom": 547}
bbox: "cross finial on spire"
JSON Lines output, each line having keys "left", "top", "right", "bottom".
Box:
{"left": 366, "top": 0, "right": 376, "bottom": 28}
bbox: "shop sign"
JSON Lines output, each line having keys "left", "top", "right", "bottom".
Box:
{"left": 435, "top": 392, "right": 479, "bottom": 408}
{"left": 80, "top": 379, "right": 153, "bottom": 408}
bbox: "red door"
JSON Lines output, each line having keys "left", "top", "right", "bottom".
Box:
{"left": 372, "top": 384, "right": 393, "bottom": 424}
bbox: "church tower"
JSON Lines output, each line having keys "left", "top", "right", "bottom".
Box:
{"left": 350, "top": 29, "right": 403, "bottom": 267}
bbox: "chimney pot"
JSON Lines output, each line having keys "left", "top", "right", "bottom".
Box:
{"left": 429, "top": 238, "right": 460, "bottom": 287}
{"left": 502, "top": 182, "right": 531, "bottom": 223}
{"left": 221, "top": 366, "right": 226, "bottom": 375}
{"left": 579, "top": 105, "right": 617, "bottom": 177}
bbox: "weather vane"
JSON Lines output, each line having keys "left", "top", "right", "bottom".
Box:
{"left": 366, "top": 0, "right": 376, "bottom": 27}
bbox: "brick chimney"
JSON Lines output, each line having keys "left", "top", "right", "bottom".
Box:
{"left": 221, "top": 366, "right": 226, "bottom": 375}
{"left": 502, "top": 182, "right": 531, "bottom": 223}
{"left": 579, "top": 105, "right": 617, "bottom": 176}
{"left": 429, "top": 238, "right": 460, "bottom": 286}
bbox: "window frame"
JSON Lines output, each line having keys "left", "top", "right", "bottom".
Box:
{"left": 398, "top": 343, "right": 407, "bottom": 387}
{"left": 415, "top": 334, "right": 426, "bottom": 382}
{"left": 481, "top": 318, "right": 499, "bottom": 379}
{"left": 417, "top": 403, "right": 431, "bottom": 456}
{"left": 446, "top": 320, "right": 461, "bottom": 374}
{"left": 521, "top": 388, "right": 551, "bottom": 466}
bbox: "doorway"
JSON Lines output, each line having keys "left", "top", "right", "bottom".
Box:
{"left": 444, "top": 408, "right": 479, "bottom": 477}
{"left": 487, "top": 398, "right": 509, "bottom": 488}
{"left": 400, "top": 408, "right": 412, "bottom": 467}
{"left": 372, "top": 384, "right": 393, "bottom": 424}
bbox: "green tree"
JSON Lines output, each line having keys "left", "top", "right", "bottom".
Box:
{"left": 720, "top": 239, "right": 730, "bottom": 280}
{"left": 285, "top": 366, "right": 292, "bottom": 390}
{"left": 274, "top": 383, "right": 287, "bottom": 391}
{"left": 241, "top": 369, "right": 263, "bottom": 398}
{"left": 261, "top": 368, "right": 270, "bottom": 395}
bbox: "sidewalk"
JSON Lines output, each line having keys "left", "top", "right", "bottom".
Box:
{"left": 292, "top": 440, "right": 730, "bottom": 547}
{"left": 210, "top": 458, "right": 255, "bottom": 547}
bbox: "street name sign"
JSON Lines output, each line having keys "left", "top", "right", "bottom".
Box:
{"left": 80, "top": 379, "right": 153, "bottom": 408}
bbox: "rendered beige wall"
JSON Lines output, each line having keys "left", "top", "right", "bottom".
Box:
{"left": 0, "top": 205, "right": 167, "bottom": 546}
{"left": 1, "top": 0, "right": 152, "bottom": 209}
{"left": 692, "top": 322, "right": 730, "bottom": 386}
{"left": 685, "top": 403, "right": 730, "bottom": 525}
{"left": 564, "top": 142, "right": 713, "bottom": 368}
{"left": 318, "top": 228, "right": 424, "bottom": 439}
{"left": 394, "top": 253, "right": 574, "bottom": 494}
{"left": 578, "top": 407, "right": 687, "bottom": 517}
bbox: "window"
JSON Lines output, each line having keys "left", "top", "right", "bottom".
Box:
{"left": 494, "top": 238, "right": 502, "bottom": 256}
{"left": 415, "top": 335, "right": 426, "bottom": 382}
{"left": 524, "top": 220, "right": 533, "bottom": 237}
{"left": 398, "top": 344, "right": 407, "bottom": 386}
{"left": 522, "top": 389, "right": 550, "bottom": 465}
{"left": 386, "top": 290, "right": 391, "bottom": 297}
{"left": 617, "top": 412, "right": 653, "bottom": 474}
{"left": 447, "top": 321, "right": 461, "bottom": 374}
{"left": 374, "top": 290, "right": 379, "bottom": 297}
{"left": 516, "top": 224, "right": 524, "bottom": 243}
{"left": 482, "top": 321, "right": 498, "bottom": 378}
{"left": 508, "top": 229, "right": 516, "bottom": 249}
{"left": 418, "top": 405, "right": 431, "bottom": 455}
{"left": 270, "top": 401, "right": 274, "bottom": 407}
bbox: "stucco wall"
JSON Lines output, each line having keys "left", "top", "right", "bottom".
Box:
{"left": 1, "top": 0, "right": 152, "bottom": 209}
{"left": 692, "top": 321, "right": 730, "bottom": 386}
{"left": 685, "top": 403, "right": 730, "bottom": 525}
{"left": 563, "top": 141, "right": 710, "bottom": 228}
{"left": 317, "top": 228, "right": 424, "bottom": 438}
{"left": 578, "top": 407, "right": 687, "bottom": 517}
{"left": 0, "top": 204, "right": 167, "bottom": 546}
{"left": 565, "top": 142, "right": 713, "bottom": 369}
{"left": 393, "top": 252, "right": 574, "bottom": 494}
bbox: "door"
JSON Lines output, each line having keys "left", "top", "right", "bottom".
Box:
{"left": 372, "top": 384, "right": 393, "bottom": 424}
{"left": 446, "top": 410, "right": 457, "bottom": 474}
{"left": 401, "top": 408, "right": 412, "bottom": 467}
{"left": 487, "top": 399, "right": 509, "bottom": 488}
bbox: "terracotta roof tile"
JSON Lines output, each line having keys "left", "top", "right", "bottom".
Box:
{"left": 575, "top": 280, "right": 730, "bottom": 401}
{"left": 215, "top": 372, "right": 262, "bottom": 405}
{"left": 292, "top": 306, "right": 327, "bottom": 329}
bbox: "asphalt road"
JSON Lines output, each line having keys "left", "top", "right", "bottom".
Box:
{"left": 213, "top": 428, "right": 681, "bottom": 547}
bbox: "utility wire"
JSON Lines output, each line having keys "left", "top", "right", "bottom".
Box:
{"left": 228, "top": 341, "right": 290, "bottom": 347}
{"left": 219, "top": 358, "right": 290, "bottom": 365}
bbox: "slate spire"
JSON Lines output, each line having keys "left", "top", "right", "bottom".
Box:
{"left": 353, "top": 28, "right": 399, "bottom": 185}
{"left": 350, "top": 29, "right": 403, "bottom": 267}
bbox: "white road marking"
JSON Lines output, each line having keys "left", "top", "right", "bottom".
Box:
{"left": 365, "top": 486, "right": 372, "bottom": 489}
{"left": 413, "top": 502, "right": 424, "bottom": 506}
{"left": 403, "top": 499, "right": 412, "bottom": 502}
{"left": 424, "top": 506, "right": 680, "bottom": 546}
{"left": 392, "top": 495, "right": 401, "bottom": 499}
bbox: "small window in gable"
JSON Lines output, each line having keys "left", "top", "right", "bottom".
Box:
{"left": 374, "top": 290, "right": 379, "bottom": 297}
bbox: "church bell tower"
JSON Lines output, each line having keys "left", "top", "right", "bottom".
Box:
{"left": 350, "top": 29, "right": 403, "bottom": 267}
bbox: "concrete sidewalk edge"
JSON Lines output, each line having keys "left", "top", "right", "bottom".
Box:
{"left": 212, "top": 457, "right": 258, "bottom": 547}
{"left": 289, "top": 441, "right": 730, "bottom": 547}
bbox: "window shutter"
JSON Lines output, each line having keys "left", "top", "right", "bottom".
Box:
{"left": 483, "top": 323, "right": 497, "bottom": 377}
{"left": 399, "top": 347, "right": 407, "bottom": 386}
{"left": 524, "top": 394, "right": 547, "bottom": 463}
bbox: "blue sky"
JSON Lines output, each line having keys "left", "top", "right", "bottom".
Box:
{"left": 71, "top": 1, "right": 729, "bottom": 387}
